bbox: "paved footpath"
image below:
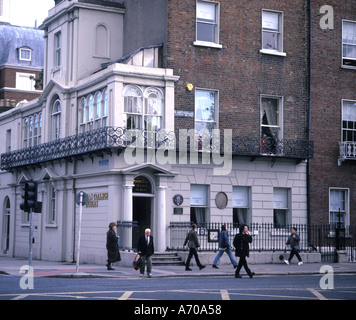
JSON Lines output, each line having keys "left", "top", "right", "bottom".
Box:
{"left": 1, "top": 256, "right": 356, "bottom": 279}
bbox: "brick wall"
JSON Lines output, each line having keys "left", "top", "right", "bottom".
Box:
{"left": 309, "top": 0, "right": 356, "bottom": 226}
{"left": 166, "top": 0, "right": 309, "bottom": 140}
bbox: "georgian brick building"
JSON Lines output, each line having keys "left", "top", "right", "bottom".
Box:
{"left": 3, "top": 0, "right": 351, "bottom": 264}
{"left": 309, "top": 0, "right": 356, "bottom": 227}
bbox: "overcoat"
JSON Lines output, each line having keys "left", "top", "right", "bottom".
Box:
{"left": 106, "top": 229, "right": 119, "bottom": 262}
{"left": 233, "top": 233, "right": 252, "bottom": 258}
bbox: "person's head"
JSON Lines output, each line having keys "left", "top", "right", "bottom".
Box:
{"left": 291, "top": 227, "right": 297, "bottom": 233}
{"left": 145, "top": 228, "right": 151, "bottom": 236}
{"left": 221, "top": 224, "right": 227, "bottom": 231}
{"left": 109, "top": 222, "right": 117, "bottom": 230}
{"left": 191, "top": 223, "right": 197, "bottom": 230}
{"left": 239, "top": 224, "right": 248, "bottom": 234}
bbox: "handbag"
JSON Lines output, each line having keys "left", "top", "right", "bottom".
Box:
{"left": 132, "top": 253, "right": 143, "bottom": 273}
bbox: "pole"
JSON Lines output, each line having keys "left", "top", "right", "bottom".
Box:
{"left": 29, "top": 208, "right": 33, "bottom": 267}
{"left": 76, "top": 192, "right": 83, "bottom": 273}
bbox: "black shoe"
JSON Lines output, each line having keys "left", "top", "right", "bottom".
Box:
{"left": 107, "top": 265, "right": 115, "bottom": 270}
{"left": 199, "top": 265, "right": 206, "bottom": 270}
{"left": 249, "top": 272, "right": 255, "bottom": 278}
{"left": 235, "top": 274, "right": 242, "bottom": 278}
{"left": 212, "top": 265, "right": 219, "bottom": 269}
{"left": 185, "top": 267, "right": 192, "bottom": 271}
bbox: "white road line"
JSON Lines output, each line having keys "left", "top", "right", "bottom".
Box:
{"left": 118, "top": 291, "right": 133, "bottom": 300}
{"left": 308, "top": 288, "right": 328, "bottom": 300}
{"left": 220, "top": 289, "right": 230, "bottom": 300}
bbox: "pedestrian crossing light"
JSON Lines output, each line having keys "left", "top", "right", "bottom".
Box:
{"left": 20, "top": 181, "right": 37, "bottom": 213}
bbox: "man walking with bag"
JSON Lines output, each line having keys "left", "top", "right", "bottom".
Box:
{"left": 183, "top": 224, "right": 205, "bottom": 271}
{"left": 137, "top": 228, "right": 155, "bottom": 277}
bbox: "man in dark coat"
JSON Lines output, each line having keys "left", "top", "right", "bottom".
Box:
{"left": 106, "top": 222, "right": 119, "bottom": 270}
{"left": 183, "top": 223, "right": 205, "bottom": 271}
{"left": 137, "top": 228, "right": 155, "bottom": 277}
{"left": 233, "top": 224, "right": 255, "bottom": 278}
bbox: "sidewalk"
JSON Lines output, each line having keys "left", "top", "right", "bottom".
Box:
{"left": 1, "top": 256, "right": 356, "bottom": 279}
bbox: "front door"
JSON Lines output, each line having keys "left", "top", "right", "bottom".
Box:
{"left": 133, "top": 196, "right": 151, "bottom": 249}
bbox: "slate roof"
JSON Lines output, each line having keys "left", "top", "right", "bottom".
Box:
{"left": 0, "top": 23, "right": 44, "bottom": 68}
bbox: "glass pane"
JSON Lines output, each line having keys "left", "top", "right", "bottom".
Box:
{"left": 263, "top": 32, "right": 280, "bottom": 50}
{"left": 197, "top": 2, "right": 216, "bottom": 22}
{"left": 195, "top": 90, "right": 215, "bottom": 121}
{"left": 262, "top": 11, "right": 279, "bottom": 31}
{"left": 197, "top": 22, "right": 216, "bottom": 42}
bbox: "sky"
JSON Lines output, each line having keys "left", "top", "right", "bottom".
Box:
{"left": 9, "top": 0, "right": 54, "bottom": 28}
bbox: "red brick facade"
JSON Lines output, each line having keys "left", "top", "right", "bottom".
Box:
{"left": 309, "top": 0, "right": 356, "bottom": 226}
{"left": 166, "top": 0, "right": 309, "bottom": 140}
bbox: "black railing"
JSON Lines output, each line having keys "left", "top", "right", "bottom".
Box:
{"left": 1, "top": 126, "right": 313, "bottom": 170}
{"left": 168, "top": 222, "right": 356, "bottom": 262}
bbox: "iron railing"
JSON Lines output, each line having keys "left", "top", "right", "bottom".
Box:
{"left": 338, "top": 141, "right": 356, "bottom": 166}
{"left": 1, "top": 126, "right": 313, "bottom": 170}
{"left": 168, "top": 222, "right": 356, "bottom": 262}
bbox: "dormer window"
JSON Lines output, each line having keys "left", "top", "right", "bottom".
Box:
{"left": 19, "top": 48, "right": 32, "bottom": 61}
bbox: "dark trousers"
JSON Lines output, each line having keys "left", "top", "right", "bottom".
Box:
{"left": 288, "top": 248, "right": 302, "bottom": 262}
{"left": 235, "top": 255, "right": 252, "bottom": 276}
{"left": 186, "top": 248, "right": 203, "bottom": 268}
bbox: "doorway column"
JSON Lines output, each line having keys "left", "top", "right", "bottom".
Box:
{"left": 156, "top": 174, "right": 168, "bottom": 252}
{"left": 122, "top": 174, "right": 135, "bottom": 249}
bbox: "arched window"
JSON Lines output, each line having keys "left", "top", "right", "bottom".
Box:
{"left": 124, "top": 85, "right": 143, "bottom": 130}
{"left": 2, "top": 197, "right": 10, "bottom": 252}
{"left": 51, "top": 98, "right": 61, "bottom": 140}
{"left": 78, "top": 88, "right": 108, "bottom": 132}
{"left": 144, "top": 87, "right": 163, "bottom": 131}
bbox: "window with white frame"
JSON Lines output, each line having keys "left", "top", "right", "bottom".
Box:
{"left": 233, "top": 186, "right": 250, "bottom": 226}
{"left": 195, "top": 89, "right": 217, "bottom": 136}
{"left": 195, "top": 0, "right": 221, "bottom": 47}
{"left": 51, "top": 98, "right": 61, "bottom": 140}
{"left": 16, "top": 72, "right": 36, "bottom": 91}
{"left": 273, "top": 188, "right": 289, "bottom": 227}
{"left": 79, "top": 88, "right": 108, "bottom": 133}
{"left": 261, "top": 10, "right": 284, "bottom": 55}
{"left": 23, "top": 112, "right": 42, "bottom": 148}
{"left": 329, "top": 189, "right": 349, "bottom": 228}
{"left": 190, "top": 184, "right": 208, "bottom": 224}
{"left": 54, "top": 32, "right": 61, "bottom": 67}
{"left": 123, "top": 85, "right": 163, "bottom": 131}
{"left": 48, "top": 186, "right": 56, "bottom": 225}
{"left": 342, "top": 100, "right": 356, "bottom": 143}
{"left": 261, "top": 95, "right": 282, "bottom": 153}
{"left": 19, "top": 47, "right": 31, "bottom": 61}
{"left": 342, "top": 20, "right": 356, "bottom": 68}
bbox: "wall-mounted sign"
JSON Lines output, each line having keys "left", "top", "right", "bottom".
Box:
{"left": 173, "top": 194, "right": 184, "bottom": 206}
{"left": 85, "top": 193, "right": 109, "bottom": 207}
{"left": 215, "top": 192, "right": 228, "bottom": 209}
{"left": 133, "top": 176, "right": 152, "bottom": 194}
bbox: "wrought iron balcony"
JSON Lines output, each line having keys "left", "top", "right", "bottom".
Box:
{"left": 338, "top": 141, "right": 356, "bottom": 166}
{"left": 0, "top": 126, "right": 313, "bottom": 171}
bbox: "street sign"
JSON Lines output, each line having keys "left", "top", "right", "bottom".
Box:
{"left": 76, "top": 192, "right": 89, "bottom": 206}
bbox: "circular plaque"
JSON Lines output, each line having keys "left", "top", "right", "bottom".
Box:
{"left": 215, "top": 192, "right": 228, "bottom": 209}
{"left": 173, "top": 194, "right": 184, "bottom": 206}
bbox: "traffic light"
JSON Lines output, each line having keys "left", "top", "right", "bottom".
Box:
{"left": 20, "top": 181, "right": 37, "bottom": 213}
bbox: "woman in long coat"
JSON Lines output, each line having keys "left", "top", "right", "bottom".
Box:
{"left": 106, "top": 222, "right": 119, "bottom": 270}
{"left": 233, "top": 224, "right": 255, "bottom": 278}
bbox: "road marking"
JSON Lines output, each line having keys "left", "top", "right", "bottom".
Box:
{"left": 220, "top": 289, "right": 230, "bottom": 300}
{"left": 12, "top": 294, "right": 29, "bottom": 300}
{"left": 118, "top": 291, "right": 133, "bottom": 300}
{"left": 308, "top": 288, "right": 327, "bottom": 300}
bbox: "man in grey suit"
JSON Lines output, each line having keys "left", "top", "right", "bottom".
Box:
{"left": 183, "top": 224, "right": 206, "bottom": 271}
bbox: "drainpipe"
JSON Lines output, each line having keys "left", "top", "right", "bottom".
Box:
{"left": 307, "top": 0, "right": 312, "bottom": 226}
